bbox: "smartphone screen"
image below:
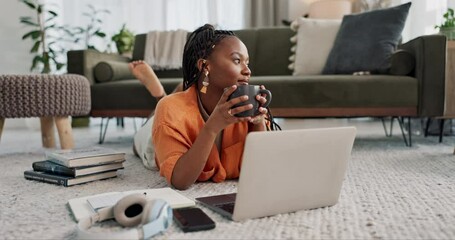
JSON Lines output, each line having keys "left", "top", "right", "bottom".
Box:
{"left": 173, "top": 207, "right": 216, "bottom": 232}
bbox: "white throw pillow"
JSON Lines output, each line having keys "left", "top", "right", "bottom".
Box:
{"left": 293, "top": 18, "right": 341, "bottom": 76}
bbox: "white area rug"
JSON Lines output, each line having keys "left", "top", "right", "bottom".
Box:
{"left": 0, "top": 118, "right": 454, "bottom": 239}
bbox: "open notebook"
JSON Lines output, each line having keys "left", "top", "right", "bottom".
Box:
{"left": 68, "top": 187, "right": 195, "bottom": 222}
{"left": 197, "top": 127, "right": 356, "bottom": 221}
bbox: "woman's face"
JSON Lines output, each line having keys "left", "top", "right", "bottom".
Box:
{"left": 204, "top": 36, "right": 251, "bottom": 91}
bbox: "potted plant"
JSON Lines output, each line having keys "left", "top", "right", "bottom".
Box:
{"left": 111, "top": 24, "right": 135, "bottom": 57}
{"left": 19, "top": 0, "right": 70, "bottom": 73}
{"left": 435, "top": 8, "right": 455, "bottom": 40}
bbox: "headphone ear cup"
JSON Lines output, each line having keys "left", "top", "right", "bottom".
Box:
{"left": 140, "top": 199, "right": 168, "bottom": 225}
{"left": 113, "top": 193, "right": 148, "bottom": 227}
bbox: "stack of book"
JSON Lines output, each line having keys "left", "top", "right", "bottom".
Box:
{"left": 24, "top": 146, "right": 125, "bottom": 187}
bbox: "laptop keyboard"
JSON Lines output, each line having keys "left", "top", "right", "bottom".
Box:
{"left": 214, "top": 202, "right": 235, "bottom": 214}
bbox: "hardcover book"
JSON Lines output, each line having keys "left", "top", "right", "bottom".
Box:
{"left": 32, "top": 160, "right": 124, "bottom": 177}
{"left": 23, "top": 170, "right": 118, "bottom": 187}
{"left": 45, "top": 146, "right": 125, "bottom": 168}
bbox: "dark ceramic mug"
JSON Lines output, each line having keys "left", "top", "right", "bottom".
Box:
{"left": 228, "top": 85, "right": 272, "bottom": 117}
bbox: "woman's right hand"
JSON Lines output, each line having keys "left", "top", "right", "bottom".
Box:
{"left": 205, "top": 85, "right": 253, "bottom": 134}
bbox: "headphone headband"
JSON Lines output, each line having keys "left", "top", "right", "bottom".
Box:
{"left": 76, "top": 195, "right": 172, "bottom": 240}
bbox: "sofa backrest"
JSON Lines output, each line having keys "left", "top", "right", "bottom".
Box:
{"left": 235, "top": 27, "right": 294, "bottom": 76}
{"left": 132, "top": 27, "right": 294, "bottom": 78}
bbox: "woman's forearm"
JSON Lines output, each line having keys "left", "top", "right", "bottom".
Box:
{"left": 171, "top": 123, "right": 219, "bottom": 190}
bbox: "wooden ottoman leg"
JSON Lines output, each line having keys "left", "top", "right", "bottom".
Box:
{"left": 40, "top": 117, "right": 56, "bottom": 148}
{"left": 0, "top": 118, "right": 4, "bottom": 142}
{"left": 55, "top": 116, "right": 74, "bottom": 149}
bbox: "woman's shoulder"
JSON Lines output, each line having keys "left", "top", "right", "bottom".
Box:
{"left": 154, "top": 87, "right": 199, "bottom": 122}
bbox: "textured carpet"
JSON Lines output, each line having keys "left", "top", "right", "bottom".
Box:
{"left": 0, "top": 118, "right": 454, "bottom": 239}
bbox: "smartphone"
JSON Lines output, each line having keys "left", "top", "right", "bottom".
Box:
{"left": 173, "top": 207, "right": 216, "bottom": 232}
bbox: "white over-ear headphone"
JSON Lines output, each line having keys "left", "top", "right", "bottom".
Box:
{"left": 77, "top": 193, "right": 173, "bottom": 239}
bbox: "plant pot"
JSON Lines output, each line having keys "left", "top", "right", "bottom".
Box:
{"left": 121, "top": 51, "right": 132, "bottom": 58}
{"left": 71, "top": 116, "right": 90, "bottom": 128}
{"left": 439, "top": 27, "right": 455, "bottom": 40}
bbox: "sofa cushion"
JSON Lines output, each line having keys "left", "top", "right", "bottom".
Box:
{"left": 389, "top": 49, "right": 415, "bottom": 76}
{"left": 94, "top": 61, "right": 135, "bottom": 83}
{"left": 293, "top": 18, "right": 341, "bottom": 76}
{"left": 90, "top": 78, "right": 181, "bottom": 111}
{"left": 322, "top": 2, "right": 411, "bottom": 74}
{"left": 250, "top": 75, "right": 417, "bottom": 108}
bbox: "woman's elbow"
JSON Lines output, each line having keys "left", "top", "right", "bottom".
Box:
{"left": 171, "top": 179, "right": 193, "bottom": 190}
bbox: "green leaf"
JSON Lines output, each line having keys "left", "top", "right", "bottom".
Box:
{"left": 30, "top": 41, "right": 41, "bottom": 53}
{"left": 48, "top": 10, "right": 58, "bottom": 17}
{"left": 45, "top": 14, "right": 57, "bottom": 22}
{"left": 37, "top": 5, "right": 42, "bottom": 14}
{"left": 22, "top": 30, "right": 41, "bottom": 40}
{"left": 44, "top": 24, "right": 56, "bottom": 30}
{"left": 21, "top": 0, "right": 36, "bottom": 10}
{"left": 95, "top": 31, "right": 106, "bottom": 37}
{"left": 20, "top": 19, "right": 39, "bottom": 27}
{"left": 20, "top": 16, "right": 32, "bottom": 21}
{"left": 56, "top": 63, "right": 65, "bottom": 70}
{"left": 31, "top": 55, "right": 43, "bottom": 71}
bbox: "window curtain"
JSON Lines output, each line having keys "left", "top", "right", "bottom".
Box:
{"left": 47, "top": 0, "right": 245, "bottom": 51}
{"left": 244, "top": 0, "right": 289, "bottom": 28}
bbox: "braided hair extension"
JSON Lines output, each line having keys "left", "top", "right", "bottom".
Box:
{"left": 265, "top": 107, "right": 282, "bottom": 131}
{"left": 182, "top": 24, "right": 235, "bottom": 90}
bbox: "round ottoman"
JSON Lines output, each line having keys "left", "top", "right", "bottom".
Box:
{"left": 0, "top": 74, "right": 91, "bottom": 149}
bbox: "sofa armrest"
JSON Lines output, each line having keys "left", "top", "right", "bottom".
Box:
{"left": 399, "top": 34, "right": 446, "bottom": 117}
{"left": 67, "top": 49, "right": 130, "bottom": 85}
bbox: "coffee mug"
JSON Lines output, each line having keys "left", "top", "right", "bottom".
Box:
{"left": 228, "top": 85, "right": 272, "bottom": 117}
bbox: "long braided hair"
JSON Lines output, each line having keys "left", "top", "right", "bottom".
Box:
{"left": 182, "top": 24, "right": 235, "bottom": 90}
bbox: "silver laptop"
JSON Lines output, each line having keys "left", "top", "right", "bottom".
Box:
{"left": 196, "top": 126, "right": 356, "bottom": 221}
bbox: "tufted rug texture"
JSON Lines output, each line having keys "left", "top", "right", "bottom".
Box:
{"left": 0, "top": 118, "right": 454, "bottom": 239}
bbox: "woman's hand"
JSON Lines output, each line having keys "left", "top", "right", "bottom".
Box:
{"left": 205, "top": 85, "right": 253, "bottom": 134}
{"left": 249, "top": 85, "right": 268, "bottom": 131}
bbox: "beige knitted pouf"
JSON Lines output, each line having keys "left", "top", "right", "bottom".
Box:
{"left": 0, "top": 74, "right": 91, "bottom": 149}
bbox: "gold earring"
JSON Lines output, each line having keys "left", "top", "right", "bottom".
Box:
{"left": 200, "top": 71, "right": 209, "bottom": 94}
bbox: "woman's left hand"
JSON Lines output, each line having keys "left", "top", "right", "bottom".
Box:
{"left": 249, "top": 85, "right": 268, "bottom": 126}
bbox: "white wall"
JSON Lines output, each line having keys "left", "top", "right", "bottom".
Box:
{"left": 288, "top": 0, "right": 313, "bottom": 20}
{"left": 0, "top": 1, "right": 37, "bottom": 129}
{"left": 0, "top": 0, "right": 34, "bottom": 74}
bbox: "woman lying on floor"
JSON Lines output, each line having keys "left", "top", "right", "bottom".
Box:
{"left": 131, "top": 24, "right": 271, "bottom": 190}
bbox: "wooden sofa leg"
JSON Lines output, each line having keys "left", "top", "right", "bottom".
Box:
{"left": 40, "top": 117, "right": 56, "bottom": 148}
{"left": 55, "top": 117, "right": 74, "bottom": 149}
{"left": 0, "top": 118, "right": 4, "bottom": 142}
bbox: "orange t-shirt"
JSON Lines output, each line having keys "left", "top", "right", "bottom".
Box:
{"left": 152, "top": 85, "right": 249, "bottom": 185}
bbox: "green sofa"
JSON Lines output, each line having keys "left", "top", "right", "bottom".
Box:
{"left": 67, "top": 27, "right": 446, "bottom": 122}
